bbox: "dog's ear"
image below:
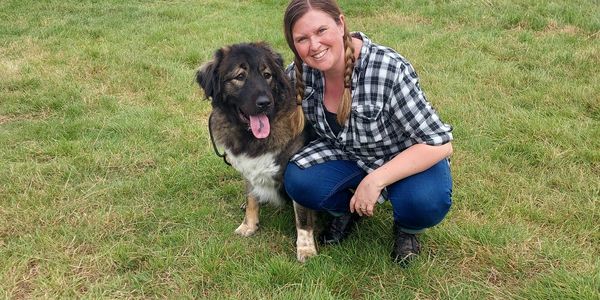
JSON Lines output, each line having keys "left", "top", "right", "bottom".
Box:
{"left": 270, "top": 49, "right": 285, "bottom": 69}
{"left": 195, "top": 46, "right": 230, "bottom": 102}
{"left": 196, "top": 59, "right": 217, "bottom": 100}
{"left": 254, "top": 42, "right": 285, "bottom": 68}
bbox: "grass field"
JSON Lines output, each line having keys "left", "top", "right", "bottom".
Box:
{"left": 1, "top": 0, "right": 598, "bottom": 298}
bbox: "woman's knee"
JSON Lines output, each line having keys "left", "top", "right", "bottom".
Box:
{"left": 283, "top": 162, "right": 323, "bottom": 209}
{"left": 283, "top": 162, "right": 306, "bottom": 199}
{"left": 284, "top": 160, "right": 365, "bottom": 212}
{"left": 391, "top": 186, "right": 452, "bottom": 230}
{"left": 388, "top": 159, "right": 452, "bottom": 229}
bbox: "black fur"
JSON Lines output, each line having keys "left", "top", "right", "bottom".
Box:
{"left": 195, "top": 42, "right": 317, "bottom": 262}
{"left": 196, "top": 43, "right": 299, "bottom": 158}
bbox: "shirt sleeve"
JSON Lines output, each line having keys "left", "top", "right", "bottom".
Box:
{"left": 390, "top": 61, "right": 453, "bottom": 146}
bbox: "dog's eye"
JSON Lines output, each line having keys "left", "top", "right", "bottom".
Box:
{"left": 263, "top": 72, "right": 272, "bottom": 79}
{"left": 234, "top": 73, "right": 245, "bottom": 81}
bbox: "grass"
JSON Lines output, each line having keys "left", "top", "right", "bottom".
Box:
{"left": 1, "top": 0, "right": 598, "bottom": 298}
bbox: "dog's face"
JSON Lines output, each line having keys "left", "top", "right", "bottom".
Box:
{"left": 196, "top": 43, "right": 293, "bottom": 139}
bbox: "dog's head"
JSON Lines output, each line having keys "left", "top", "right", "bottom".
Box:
{"left": 196, "top": 42, "right": 293, "bottom": 139}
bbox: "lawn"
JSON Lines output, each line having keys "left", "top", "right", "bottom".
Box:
{"left": 1, "top": 0, "right": 598, "bottom": 298}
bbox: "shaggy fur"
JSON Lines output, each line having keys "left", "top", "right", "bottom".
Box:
{"left": 196, "top": 42, "right": 317, "bottom": 262}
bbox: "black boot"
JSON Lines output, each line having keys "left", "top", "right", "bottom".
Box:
{"left": 318, "top": 213, "right": 360, "bottom": 245}
{"left": 391, "top": 222, "right": 421, "bottom": 266}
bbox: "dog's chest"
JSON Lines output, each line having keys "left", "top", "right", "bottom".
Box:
{"left": 225, "top": 150, "right": 285, "bottom": 205}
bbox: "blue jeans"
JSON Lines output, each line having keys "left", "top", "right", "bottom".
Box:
{"left": 284, "top": 159, "right": 452, "bottom": 232}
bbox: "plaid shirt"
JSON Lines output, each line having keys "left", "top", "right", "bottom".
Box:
{"left": 287, "top": 32, "right": 453, "bottom": 173}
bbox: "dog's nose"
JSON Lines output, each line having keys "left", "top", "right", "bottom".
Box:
{"left": 256, "top": 96, "right": 271, "bottom": 110}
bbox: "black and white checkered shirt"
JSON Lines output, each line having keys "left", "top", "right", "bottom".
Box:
{"left": 287, "top": 32, "right": 453, "bottom": 173}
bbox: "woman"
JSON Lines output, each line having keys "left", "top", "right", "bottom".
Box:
{"left": 283, "top": 0, "right": 453, "bottom": 266}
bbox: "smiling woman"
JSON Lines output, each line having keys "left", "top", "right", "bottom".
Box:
{"left": 281, "top": 0, "right": 454, "bottom": 266}
{"left": 291, "top": 9, "right": 346, "bottom": 76}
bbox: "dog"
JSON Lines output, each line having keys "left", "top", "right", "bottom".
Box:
{"left": 195, "top": 42, "right": 317, "bottom": 262}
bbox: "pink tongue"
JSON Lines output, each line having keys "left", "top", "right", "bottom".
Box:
{"left": 249, "top": 114, "right": 270, "bottom": 139}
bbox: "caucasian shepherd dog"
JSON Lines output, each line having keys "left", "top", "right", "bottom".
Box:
{"left": 195, "top": 42, "right": 317, "bottom": 262}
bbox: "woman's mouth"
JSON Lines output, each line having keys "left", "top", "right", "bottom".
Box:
{"left": 312, "top": 49, "right": 328, "bottom": 60}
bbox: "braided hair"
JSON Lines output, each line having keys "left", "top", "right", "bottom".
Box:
{"left": 337, "top": 25, "right": 355, "bottom": 124}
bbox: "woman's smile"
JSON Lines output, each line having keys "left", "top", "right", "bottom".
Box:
{"left": 292, "top": 9, "right": 346, "bottom": 74}
{"left": 312, "top": 48, "right": 328, "bottom": 60}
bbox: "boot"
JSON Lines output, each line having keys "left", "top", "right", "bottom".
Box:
{"left": 391, "top": 222, "right": 421, "bottom": 266}
{"left": 318, "top": 213, "right": 360, "bottom": 245}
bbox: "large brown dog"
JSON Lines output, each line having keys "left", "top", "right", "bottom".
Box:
{"left": 196, "top": 42, "right": 317, "bottom": 262}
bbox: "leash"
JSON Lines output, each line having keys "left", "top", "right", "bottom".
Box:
{"left": 208, "top": 113, "right": 232, "bottom": 167}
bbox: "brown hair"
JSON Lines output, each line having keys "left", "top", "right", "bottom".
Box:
{"left": 284, "top": 0, "right": 355, "bottom": 133}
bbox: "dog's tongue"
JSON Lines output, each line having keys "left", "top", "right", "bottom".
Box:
{"left": 249, "top": 114, "right": 270, "bottom": 139}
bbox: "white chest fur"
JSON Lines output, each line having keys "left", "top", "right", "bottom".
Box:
{"left": 225, "top": 150, "right": 285, "bottom": 205}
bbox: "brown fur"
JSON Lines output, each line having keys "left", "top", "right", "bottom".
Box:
{"left": 196, "top": 42, "right": 317, "bottom": 262}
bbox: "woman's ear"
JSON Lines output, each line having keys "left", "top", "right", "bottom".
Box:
{"left": 338, "top": 14, "right": 346, "bottom": 34}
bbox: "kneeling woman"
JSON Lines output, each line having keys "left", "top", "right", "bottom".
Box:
{"left": 282, "top": 0, "right": 454, "bottom": 265}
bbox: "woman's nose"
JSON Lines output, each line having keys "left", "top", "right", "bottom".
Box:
{"left": 309, "top": 36, "right": 320, "bottom": 50}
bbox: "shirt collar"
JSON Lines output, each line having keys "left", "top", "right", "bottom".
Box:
{"left": 351, "top": 31, "right": 372, "bottom": 72}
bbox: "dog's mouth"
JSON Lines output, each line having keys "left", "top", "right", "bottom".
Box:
{"left": 238, "top": 109, "right": 270, "bottom": 139}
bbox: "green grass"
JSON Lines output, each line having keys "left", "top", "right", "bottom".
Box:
{"left": 1, "top": 0, "right": 598, "bottom": 298}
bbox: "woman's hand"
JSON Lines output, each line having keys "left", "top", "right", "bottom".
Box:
{"left": 349, "top": 143, "right": 453, "bottom": 217}
{"left": 349, "top": 175, "right": 383, "bottom": 217}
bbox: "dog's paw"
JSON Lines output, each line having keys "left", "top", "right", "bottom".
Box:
{"left": 297, "top": 245, "right": 317, "bottom": 263}
{"left": 296, "top": 228, "right": 317, "bottom": 263}
{"left": 234, "top": 223, "right": 258, "bottom": 237}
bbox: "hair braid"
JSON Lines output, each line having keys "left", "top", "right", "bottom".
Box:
{"left": 336, "top": 30, "right": 355, "bottom": 125}
{"left": 290, "top": 58, "right": 305, "bottom": 136}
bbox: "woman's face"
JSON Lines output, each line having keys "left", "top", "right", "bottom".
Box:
{"left": 292, "top": 9, "right": 346, "bottom": 75}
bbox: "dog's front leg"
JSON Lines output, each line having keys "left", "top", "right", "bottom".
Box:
{"left": 293, "top": 201, "right": 317, "bottom": 262}
{"left": 235, "top": 195, "right": 259, "bottom": 237}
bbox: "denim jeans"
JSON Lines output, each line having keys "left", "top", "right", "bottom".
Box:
{"left": 284, "top": 159, "right": 452, "bottom": 232}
